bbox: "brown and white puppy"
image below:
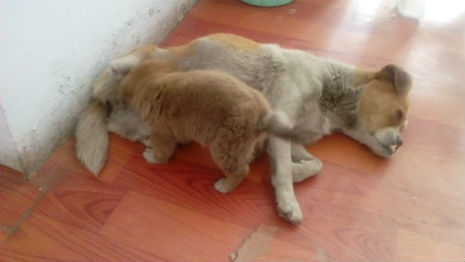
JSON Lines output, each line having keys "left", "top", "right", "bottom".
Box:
{"left": 76, "top": 33, "right": 412, "bottom": 224}
{"left": 118, "top": 59, "right": 292, "bottom": 193}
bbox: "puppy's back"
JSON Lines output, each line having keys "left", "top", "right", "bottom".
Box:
{"left": 158, "top": 70, "right": 269, "bottom": 119}
{"left": 128, "top": 68, "right": 271, "bottom": 145}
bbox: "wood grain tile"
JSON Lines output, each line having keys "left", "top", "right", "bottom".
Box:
{"left": 1, "top": 0, "right": 464, "bottom": 260}
{"left": 0, "top": 166, "right": 40, "bottom": 242}
{"left": 101, "top": 190, "right": 249, "bottom": 261}
{"left": 0, "top": 211, "right": 161, "bottom": 261}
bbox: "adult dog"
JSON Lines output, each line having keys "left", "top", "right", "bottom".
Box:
{"left": 76, "top": 33, "right": 412, "bottom": 224}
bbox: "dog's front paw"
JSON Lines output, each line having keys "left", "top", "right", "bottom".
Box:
{"left": 277, "top": 197, "right": 302, "bottom": 224}
{"left": 292, "top": 158, "right": 322, "bottom": 183}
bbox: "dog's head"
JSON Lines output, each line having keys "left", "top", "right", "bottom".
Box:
{"left": 345, "top": 64, "right": 412, "bottom": 158}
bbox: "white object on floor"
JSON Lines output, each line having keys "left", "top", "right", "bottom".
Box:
{"left": 396, "top": 0, "right": 428, "bottom": 19}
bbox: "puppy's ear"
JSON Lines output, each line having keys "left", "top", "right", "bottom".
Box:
{"left": 377, "top": 64, "right": 412, "bottom": 96}
{"left": 110, "top": 55, "right": 141, "bottom": 76}
{"left": 110, "top": 60, "right": 133, "bottom": 76}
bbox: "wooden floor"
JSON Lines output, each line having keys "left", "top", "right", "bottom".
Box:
{"left": 1, "top": 0, "right": 464, "bottom": 261}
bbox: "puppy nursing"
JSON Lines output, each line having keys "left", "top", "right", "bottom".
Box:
{"left": 76, "top": 33, "right": 413, "bottom": 224}
{"left": 120, "top": 60, "right": 291, "bottom": 193}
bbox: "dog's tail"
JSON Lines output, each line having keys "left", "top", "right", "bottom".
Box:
{"left": 75, "top": 45, "right": 158, "bottom": 175}
{"left": 75, "top": 66, "right": 124, "bottom": 176}
{"left": 258, "top": 111, "right": 294, "bottom": 137}
{"left": 75, "top": 100, "right": 110, "bottom": 176}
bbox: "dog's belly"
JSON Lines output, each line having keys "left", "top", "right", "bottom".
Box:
{"left": 291, "top": 115, "right": 332, "bottom": 144}
{"left": 108, "top": 106, "right": 150, "bottom": 142}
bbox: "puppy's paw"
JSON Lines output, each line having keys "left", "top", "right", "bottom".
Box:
{"left": 292, "top": 158, "right": 323, "bottom": 183}
{"left": 143, "top": 148, "right": 156, "bottom": 163}
{"left": 214, "top": 178, "right": 232, "bottom": 194}
{"left": 277, "top": 198, "right": 302, "bottom": 224}
{"left": 143, "top": 148, "right": 170, "bottom": 164}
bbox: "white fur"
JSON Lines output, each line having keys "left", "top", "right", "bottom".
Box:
{"left": 75, "top": 102, "right": 109, "bottom": 175}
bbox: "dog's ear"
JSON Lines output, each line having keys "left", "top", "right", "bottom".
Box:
{"left": 377, "top": 64, "right": 412, "bottom": 96}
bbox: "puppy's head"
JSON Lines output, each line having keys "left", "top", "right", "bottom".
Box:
{"left": 93, "top": 45, "right": 158, "bottom": 103}
{"left": 345, "top": 64, "right": 412, "bottom": 157}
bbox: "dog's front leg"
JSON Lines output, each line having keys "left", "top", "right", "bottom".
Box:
{"left": 268, "top": 136, "right": 302, "bottom": 224}
{"left": 291, "top": 142, "right": 322, "bottom": 183}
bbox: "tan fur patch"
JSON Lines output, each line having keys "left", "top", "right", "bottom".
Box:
{"left": 358, "top": 79, "right": 409, "bottom": 132}
{"left": 354, "top": 64, "right": 411, "bottom": 133}
{"left": 128, "top": 44, "right": 158, "bottom": 58}
{"left": 208, "top": 33, "right": 260, "bottom": 51}
{"left": 167, "top": 40, "right": 198, "bottom": 58}
{"left": 120, "top": 59, "right": 179, "bottom": 100}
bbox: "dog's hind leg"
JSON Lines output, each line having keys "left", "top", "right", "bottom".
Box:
{"left": 214, "top": 165, "right": 249, "bottom": 194}
{"left": 291, "top": 142, "right": 315, "bottom": 162}
{"left": 251, "top": 135, "right": 267, "bottom": 160}
{"left": 291, "top": 143, "right": 322, "bottom": 183}
{"left": 210, "top": 137, "right": 254, "bottom": 193}
{"left": 143, "top": 134, "right": 177, "bottom": 164}
{"left": 268, "top": 136, "right": 302, "bottom": 224}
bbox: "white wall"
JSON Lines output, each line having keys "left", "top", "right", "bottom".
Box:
{"left": 0, "top": 104, "right": 22, "bottom": 171}
{"left": 0, "top": 0, "right": 197, "bottom": 175}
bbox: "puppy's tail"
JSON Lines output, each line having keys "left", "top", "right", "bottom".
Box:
{"left": 258, "top": 111, "right": 294, "bottom": 137}
{"left": 75, "top": 100, "right": 110, "bottom": 176}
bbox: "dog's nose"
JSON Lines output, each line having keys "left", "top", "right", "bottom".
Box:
{"left": 389, "top": 138, "right": 403, "bottom": 152}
